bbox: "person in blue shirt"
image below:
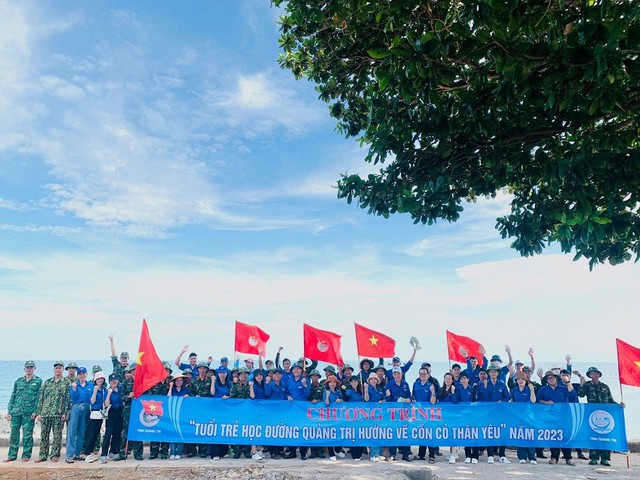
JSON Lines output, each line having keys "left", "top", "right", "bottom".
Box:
{"left": 476, "top": 365, "right": 511, "bottom": 464}
{"left": 174, "top": 346, "right": 198, "bottom": 372}
{"left": 66, "top": 367, "right": 91, "bottom": 462}
{"left": 324, "top": 375, "right": 344, "bottom": 461}
{"left": 82, "top": 372, "right": 108, "bottom": 462}
{"left": 510, "top": 372, "right": 536, "bottom": 464}
{"left": 358, "top": 359, "right": 374, "bottom": 383}
{"left": 385, "top": 348, "right": 417, "bottom": 383}
{"left": 209, "top": 367, "right": 232, "bottom": 460}
{"left": 249, "top": 369, "right": 267, "bottom": 400}
{"left": 412, "top": 368, "right": 437, "bottom": 462}
{"left": 284, "top": 364, "right": 311, "bottom": 460}
{"left": 99, "top": 374, "right": 123, "bottom": 464}
{"left": 343, "top": 377, "right": 364, "bottom": 460}
{"left": 455, "top": 373, "right": 478, "bottom": 463}
{"left": 537, "top": 370, "right": 576, "bottom": 466}
{"left": 386, "top": 367, "right": 412, "bottom": 462}
{"left": 265, "top": 369, "right": 287, "bottom": 459}
{"left": 363, "top": 374, "right": 385, "bottom": 462}
{"left": 167, "top": 374, "right": 189, "bottom": 460}
{"left": 439, "top": 373, "right": 460, "bottom": 464}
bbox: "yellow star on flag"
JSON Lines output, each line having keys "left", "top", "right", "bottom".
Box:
{"left": 369, "top": 335, "right": 379, "bottom": 346}
{"left": 149, "top": 403, "right": 156, "bottom": 411}
{"left": 137, "top": 351, "right": 145, "bottom": 365}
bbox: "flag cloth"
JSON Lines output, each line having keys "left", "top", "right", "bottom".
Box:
{"left": 235, "top": 321, "right": 270, "bottom": 355}
{"left": 446, "top": 330, "right": 485, "bottom": 363}
{"left": 616, "top": 338, "right": 640, "bottom": 387}
{"left": 303, "top": 323, "right": 344, "bottom": 365}
{"left": 133, "top": 319, "right": 169, "bottom": 398}
{"left": 354, "top": 323, "right": 396, "bottom": 358}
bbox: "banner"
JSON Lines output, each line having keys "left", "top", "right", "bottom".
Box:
{"left": 128, "top": 396, "right": 627, "bottom": 451}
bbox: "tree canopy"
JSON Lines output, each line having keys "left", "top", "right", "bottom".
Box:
{"left": 274, "top": 0, "right": 640, "bottom": 268}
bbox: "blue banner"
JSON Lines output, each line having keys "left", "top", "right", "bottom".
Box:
{"left": 128, "top": 396, "right": 627, "bottom": 450}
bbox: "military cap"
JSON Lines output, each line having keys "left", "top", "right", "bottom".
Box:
{"left": 231, "top": 366, "right": 239, "bottom": 373}
{"left": 238, "top": 367, "right": 250, "bottom": 374}
{"left": 162, "top": 361, "right": 173, "bottom": 373}
{"left": 92, "top": 365, "right": 102, "bottom": 373}
{"left": 126, "top": 364, "right": 137, "bottom": 372}
{"left": 291, "top": 363, "right": 303, "bottom": 370}
{"left": 252, "top": 369, "right": 264, "bottom": 376}
{"left": 120, "top": 351, "right": 129, "bottom": 359}
{"left": 65, "top": 362, "right": 78, "bottom": 370}
{"left": 266, "top": 368, "right": 275, "bottom": 374}
{"left": 359, "top": 358, "right": 374, "bottom": 369}
{"left": 24, "top": 360, "right": 36, "bottom": 368}
{"left": 309, "top": 369, "right": 321, "bottom": 377}
{"left": 323, "top": 365, "right": 336, "bottom": 374}
{"left": 586, "top": 366, "right": 603, "bottom": 378}
{"left": 341, "top": 364, "right": 354, "bottom": 373}
{"left": 544, "top": 370, "right": 560, "bottom": 380}
{"left": 374, "top": 364, "right": 387, "bottom": 373}
{"left": 297, "top": 357, "right": 309, "bottom": 366}
{"left": 197, "top": 361, "right": 209, "bottom": 369}
{"left": 182, "top": 368, "right": 193, "bottom": 375}
{"left": 53, "top": 360, "right": 64, "bottom": 367}
{"left": 486, "top": 364, "right": 501, "bottom": 372}
{"left": 490, "top": 355, "right": 502, "bottom": 363}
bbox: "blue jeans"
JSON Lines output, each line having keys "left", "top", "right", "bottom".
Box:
{"left": 369, "top": 446, "right": 381, "bottom": 458}
{"left": 66, "top": 403, "right": 89, "bottom": 459}
{"left": 169, "top": 443, "right": 184, "bottom": 456}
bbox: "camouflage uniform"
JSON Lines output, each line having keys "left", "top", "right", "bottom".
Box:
{"left": 189, "top": 375, "right": 211, "bottom": 458}
{"left": 578, "top": 374, "right": 617, "bottom": 464}
{"left": 7, "top": 373, "right": 42, "bottom": 460}
{"left": 36, "top": 376, "right": 70, "bottom": 461}
{"left": 307, "top": 380, "right": 326, "bottom": 458}
{"left": 116, "top": 377, "right": 142, "bottom": 460}
{"left": 111, "top": 356, "right": 128, "bottom": 383}
{"left": 148, "top": 378, "right": 171, "bottom": 459}
{"left": 230, "top": 381, "right": 251, "bottom": 458}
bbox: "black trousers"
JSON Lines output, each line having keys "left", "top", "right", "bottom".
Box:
{"left": 83, "top": 417, "right": 103, "bottom": 455}
{"left": 101, "top": 407, "right": 123, "bottom": 456}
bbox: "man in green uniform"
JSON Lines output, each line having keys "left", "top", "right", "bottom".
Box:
{"left": 35, "top": 361, "right": 70, "bottom": 463}
{"left": 115, "top": 364, "right": 143, "bottom": 461}
{"left": 307, "top": 370, "right": 326, "bottom": 459}
{"left": 148, "top": 362, "right": 173, "bottom": 460}
{"left": 230, "top": 368, "right": 251, "bottom": 459}
{"left": 5, "top": 361, "right": 42, "bottom": 462}
{"left": 578, "top": 366, "right": 624, "bottom": 466}
{"left": 189, "top": 362, "right": 212, "bottom": 458}
{"left": 109, "top": 333, "right": 129, "bottom": 383}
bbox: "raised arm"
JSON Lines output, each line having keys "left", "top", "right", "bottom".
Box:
{"left": 109, "top": 333, "right": 117, "bottom": 357}
{"left": 528, "top": 347, "right": 536, "bottom": 371}
{"left": 175, "top": 345, "right": 188, "bottom": 368}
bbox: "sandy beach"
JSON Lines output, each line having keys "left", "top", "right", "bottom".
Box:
{"left": 1, "top": 416, "right": 639, "bottom": 479}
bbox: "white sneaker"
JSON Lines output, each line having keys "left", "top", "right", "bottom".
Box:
{"left": 354, "top": 458, "right": 361, "bottom": 462}
{"left": 471, "top": 458, "right": 478, "bottom": 464}
{"left": 488, "top": 456, "right": 494, "bottom": 464}
{"left": 98, "top": 456, "right": 107, "bottom": 464}
{"left": 519, "top": 459, "right": 526, "bottom": 464}
{"left": 169, "top": 455, "right": 175, "bottom": 460}
{"left": 448, "top": 454, "right": 456, "bottom": 464}
{"left": 378, "top": 456, "right": 385, "bottom": 461}
{"left": 252, "top": 453, "right": 262, "bottom": 460}
{"left": 530, "top": 459, "right": 537, "bottom": 465}
{"left": 108, "top": 453, "right": 116, "bottom": 460}
{"left": 257, "top": 451, "right": 265, "bottom": 459}
{"left": 329, "top": 456, "right": 337, "bottom": 461}
{"left": 212, "top": 456, "right": 220, "bottom": 460}
{"left": 175, "top": 455, "right": 181, "bottom": 460}
{"left": 371, "top": 456, "right": 379, "bottom": 462}
{"left": 500, "top": 456, "right": 511, "bottom": 464}
{"left": 336, "top": 452, "right": 345, "bottom": 458}
{"left": 464, "top": 457, "right": 471, "bottom": 464}
{"left": 85, "top": 454, "right": 98, "bottom": 463}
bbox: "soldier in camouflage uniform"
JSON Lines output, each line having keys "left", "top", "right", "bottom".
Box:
{"left": 307, "top": 370, "right": 326, "bottom": 459}
{"left": 5, "top": 361, "right": 42, "bottom": 462}
{"left": 109, "top": 333, "right": 129, "bottom": 383}
{"left": 115, "top": 364, "right": 143, "bottom": 460}
{"left": 578, "top": 367, "right": 623, "bottom": 466}
{"left": 230, "top": 368, "right": 252, "bottom": 459}
{"left": 189, "top": 362, "right": 212, "bottom": 458}
{"left": 34, "top": 361, "right": 70, "bottom": 463}
{"left": 148, "top": 362, "right": 173, "bottom": 459}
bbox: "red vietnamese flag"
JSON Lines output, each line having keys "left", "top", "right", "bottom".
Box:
{"left": 235, "top": 321, "right": 270, "bottom": 355}
{"left": 133, "top": 319, "right": 169, "bottom": 398}
{"left": 354, "top": 323, "right": 396, "bottom": 358}
{"left": 617, "top": 338, "right": 640, "bottom": 387}
{"left": 446, "top": 330, "right": 485, "bottom": 363}
{"left": 303, "top": 323, "right": 344, "bottom": 365}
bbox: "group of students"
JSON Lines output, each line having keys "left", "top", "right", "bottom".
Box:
{"left": 5, "top": 338, "right": 622, "bottom": 468}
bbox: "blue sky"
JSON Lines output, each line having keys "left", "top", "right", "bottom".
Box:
{"left": 1, "top": 0, "right": 638, "bottom": 363}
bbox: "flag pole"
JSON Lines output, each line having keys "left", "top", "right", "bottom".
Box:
{"left": 446, "top": 331, "right": 452, "bottom": 371}
{"left": 615, "top": 340, "right": 630, "bottom": 469}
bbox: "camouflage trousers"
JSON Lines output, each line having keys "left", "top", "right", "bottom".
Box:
{"left": 119, "top": 407, "right": 142, "bottom": 457}
{"left": 8, "top": 414, "right": 36, "bottom": 460}
{"left": 39, "top": 416, "right": 64, "bottom": 460}
{"left": 149, "top": 442, "right": 169, "bottom": 458}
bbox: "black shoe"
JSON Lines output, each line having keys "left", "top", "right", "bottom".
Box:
{"left": 537, "top": 453, "right": 547, "bottom": 459}
{"left": 113, "top": 455, "right": 126, "bottom": 462}
{"left": 271, "top": 454, "right": 281, "bottom": 459}
{"left": 577, "top": 453, "right": 588, "bottom": 460}
{"left": 283, "top": 452, "right": 296, "bottom": 459}
{"left": 134, "top": 455, "right": 143, "bottom": 461}
{"left": 309, "top": 454, "right": 318, "bottom": 459}
{"left": 160, "top": 454, "right": 168, "bottom": 459}
{"left": 317, "top": 454, "right": 325, "bottom": 459}
{"left": 187, "top": 453, "right": 196, "bottom": 458}
{"left": 149, "top": 454, "right": 158, "bottom": 460}
{"left": 402, "top": 455, "right": 412, "bottom": 462}
{"left": 199, "top": 454, "right": 208, "bottom": 458}
{"left": 233, "top": 452, "right": 242, "bottom": 459}
{"left": 300, "top": 456, "right": 307, "bottom": 460}
{"left": 417, "top": 456, "right": 426, "bottom": 460}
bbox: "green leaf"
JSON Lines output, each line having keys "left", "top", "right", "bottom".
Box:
{"left": 367, "top": 49, "right": 391, "bottom": 59}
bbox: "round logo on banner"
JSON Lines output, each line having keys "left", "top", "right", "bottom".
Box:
{"left": 588, "top": 410, "right": 615, "bottom": 434}
{"left": 317, "top": 340, "right": 329, "bottom": 352}
{"left": 248, "top": 335, "right": 259, "bottom": 347}
{"left": 140, "top": 410, "right": 162, "bottom": 428}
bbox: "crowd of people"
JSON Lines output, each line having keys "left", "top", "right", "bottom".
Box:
{"left": 5, "top": 336, "right": 623, "bottom": 468}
